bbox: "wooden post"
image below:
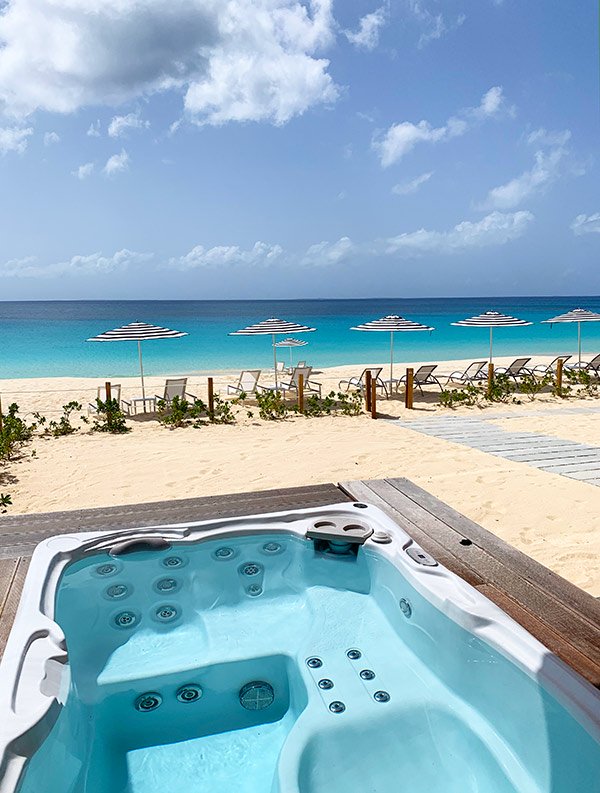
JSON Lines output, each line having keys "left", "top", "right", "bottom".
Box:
{"left": 298, "top": 373, "right": 304, "bottom": 413}
{"left": 365, "top": 371, "right": 372, "bottom": 412}
{"left": 556, "top": 358, "right": 564, "bottom": 395}
{"left": 371, "top": 378, "right": 377, "bottom": 419}
{"left": 208, "top": 377, "right": 215, "bottom": 416}
{"left": 487, "top": 363, "right": 494, "bottom": 395}
{"left": 105, "top": 381, "right": 112, "bottom": 402}
{"left": 404, "top": 367, "right": 414, "bottom": 409}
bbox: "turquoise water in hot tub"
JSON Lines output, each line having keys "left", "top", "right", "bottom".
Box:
{"left": 18, "top": 533, "right": 600, "bottom": 793}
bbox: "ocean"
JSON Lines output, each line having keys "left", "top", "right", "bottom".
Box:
{"left": 1, "top": 297, "right": 600, "bottom": 379}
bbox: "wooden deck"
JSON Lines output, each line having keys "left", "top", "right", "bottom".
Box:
{"left": 1, "top": 478, "right": 599, "bottom": 688}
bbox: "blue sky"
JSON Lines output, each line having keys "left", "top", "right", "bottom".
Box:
{"left": 0, "top": 0, "right": 597, "bottom": 299}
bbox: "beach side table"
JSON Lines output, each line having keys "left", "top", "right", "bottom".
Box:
{"left": 130, "top": 396, "right": 157, "bottom": 414}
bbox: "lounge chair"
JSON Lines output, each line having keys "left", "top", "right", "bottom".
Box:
{"left": 288, "top": 359, "right": 307, "bottom": 374}
{"left": 227, "top": 369, "right": 261, "bottom": 396}
{"left": 88, "top": 383, "right": 122, "bottom": 414}
{"left": 494, "top": 357, "right": 532, "bottom": 381}
{"left": 276, "top": 361, "right": 285, "bottom": 373}
{"left": 262, "top": 366, "right": 322, "bottom": 397}
{"left": 532, "top": 355, "right": 571, "bottom": 376}
{"left": 339, "top": 367, "right": 388, "bottom": 398}
{"left": 395, "top": 364, "right": 443, "bottom": 394}
{"left": 566, "top": 353, "right": 600, "bottom": 376}
{"left": 123, "top": 377, "right": 197, "bottom": 414}
{"left": 445, "top": 361, "right": 487, "bottom": 386}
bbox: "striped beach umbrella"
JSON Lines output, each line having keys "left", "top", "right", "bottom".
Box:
{"left": 229, "top": 318, "right": 316, "bottom": 387}
{"left": 274, "top": 337, "right": 309, "bottom": 369}
{"left": 350, "top": 315, "right": 434, "bottom": 385}
{"left": 87, "top": 321, "right": 188, "bottom": 399}
{"left": 451, "top": 311, "right": 532, "bottom": 363}
{"left": 542, "top": 308, "right": 600, "bottom": 364}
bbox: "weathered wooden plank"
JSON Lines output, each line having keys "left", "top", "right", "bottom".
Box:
{"left": 384, "top": 478, "right": 600, "bottom": 628}
{"left": 475, "top": 584, "right": 600, "bottom": 688}
{"left": 538, "top": 461, "right": 600, "bottom": 473}
{"left": 0, "top": 557, "right": 30, "bottom": 658}
{"left": 338, "top": 480, "right": 484, "bottom": 586}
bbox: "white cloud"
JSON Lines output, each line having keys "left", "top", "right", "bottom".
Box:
{"left": 344, "top": 6, "right": 387, "bottom": 50}
{"left": 87, "top": 120, "right": 101, "bottom": 137}
{"left": 0, "top": 249, "right": 152, "bottom": 278}
{"left": 408, "top": 1, "right": 465, "bottom": 48}
{"left": 301, "top": 236, "right": 355, "bottom": 266}
{"left": 169, "top": 241, "right": 284, "bottom": 269}
{"left": 72, "top": 162, "right": 94, "bottom": 180}
{"left": 108, "top": 111, "right": 149, "bottom": 138}
{"left": 0, "top": 0, "right": 338, "bottom": 127}
{"left": 373, "top": 86, "right": 509, "bottom": 166}
{"left": 392, "top": 171, "right": 433, "bottom": 195}
{"left": 480, "top": 128, "right": 571, "bottom": 209}
{"left": 0, "top": 126, "right": 32, "bottom": 154}
{"left": 43, "top": 131, "right": 60, "bottom": 146}
{"left": 383, "top": 210, "right": 533, "bottom": 256}
{"left": 571, "top": 213, "right": 600, "bottom": 236}
{"left": 103, "top": 149, "right": 129, "bottom": 176}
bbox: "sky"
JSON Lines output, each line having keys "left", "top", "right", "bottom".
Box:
{"left": 0, "top": 0, "right": 597, "bottom": 300}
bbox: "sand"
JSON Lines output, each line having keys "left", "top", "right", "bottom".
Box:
{"left": 1, "top": 354, "right": 599, "bottom": 596}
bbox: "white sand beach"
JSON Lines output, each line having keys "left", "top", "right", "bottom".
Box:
{"left": 1, "top": 354, "right": 599, "bottom": 596}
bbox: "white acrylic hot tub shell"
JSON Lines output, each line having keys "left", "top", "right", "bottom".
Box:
{"left": 0, "top": 501, "right": 599, "bottom": 792}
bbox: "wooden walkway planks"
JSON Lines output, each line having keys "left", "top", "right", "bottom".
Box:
{"left": 0, "top": 484, "right": 346, "bottom": 560}
{"left": 396, "top": 415, "right": 600, "bottom": 486}
{"left": 340, "top": 477, "right": 600, "bottom": 687}
{"left": 1, "top": 479, "right": 599, "bottom": 689}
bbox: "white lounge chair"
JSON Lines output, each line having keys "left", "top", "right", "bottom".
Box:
{"left": 227, "top": 370, "right": 261, "bottom": 396}
{"left": 88, "top": 383, "right": 122, "bottom": 414}
{"left": 287, "top": 359, "right": 307, "bottom": 374}
{"left": 262, "top": 366, "right": 322, "bottom": 397}
{"left": 445, "top": 361, "right": 487, "bottom": 386}
{"left": 395, "top": 364, "right": 443, "bottom": 394}
{"left": 339, "top": 367, "right": 388, "bottom": 398}
{"left": 123, "top": 377, "right": 197, "bottom": 414}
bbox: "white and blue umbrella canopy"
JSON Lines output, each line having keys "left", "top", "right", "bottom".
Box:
{"left": 542, "top": 308, "right": 600, "bottom": 364}
{"left": 451, "top": 311, "right": 532, "bottom": 363}
{"left": 350, "top": 315, "right": 434, "bottom": 384}
{"left": 229, "top": 318, "right": 316, "bottom": 387}
{"left": 274, "top": 337, "right": 309, "bottom": 368}
{"left": 87, "top": 321, "right": 188, "bottom": 398}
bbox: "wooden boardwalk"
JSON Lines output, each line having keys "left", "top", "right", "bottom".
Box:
{"left": 1, "top": 479, "right": 599, "bottom": 688}
{"left": 397, "top": 415, "right": 600, "bottom": 485}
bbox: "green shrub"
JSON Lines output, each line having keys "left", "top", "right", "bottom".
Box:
{"left": 0, "top": 493, "right": 11, "bottom": 513}
{"left": 35, "top": 401, "right": 85, "bottom": 437}
{"left": 254, "top": 390, "right": 290, "bottom": 420}
{"left": 517, "top": 374, "right": 550, "bottom": 401}
{"left": 439, "top": 386, "right": 480, "bottom": 409}
{"left": 484, "top": 373, "right": 517, "bottom": 403}
{"left": 91, "top": 398, "right": 130, "bottom": 434}
{"left": 303, "top": 390, "right": 363, "bottom": 417}
{"left": 0, "top": 403, "right": 36, "bottom": 460}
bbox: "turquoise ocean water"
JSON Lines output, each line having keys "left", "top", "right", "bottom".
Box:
{"left": 1, "top": 297, "right": 600, "bottom": 379}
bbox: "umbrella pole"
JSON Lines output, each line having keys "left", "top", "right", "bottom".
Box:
{"left": 272, "top": 334, "right": 278, "bottom": 389}
{"left": 578, "top": 322, "right": 581, "bottom": 364}
{"left": 390, "top": 331, "right": 394, "bottom": 387}
{"left": 138, "top": 340, "right": 146, "bottom": 400}
{"left": 290, "top": 347, "right": 293, "bottom": 369}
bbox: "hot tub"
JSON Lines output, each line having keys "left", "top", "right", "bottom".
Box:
{"left": 0, "top": 502, "right": 598, "bottom": 792}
